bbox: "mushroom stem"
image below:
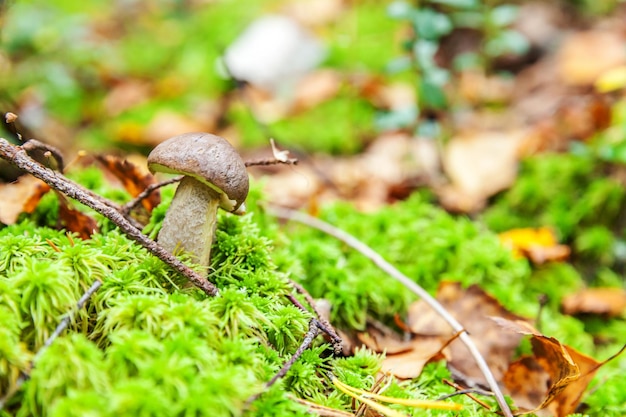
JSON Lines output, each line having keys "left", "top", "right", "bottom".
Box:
{"left": 157, "top": 176, "right": 220, "bottom": 269}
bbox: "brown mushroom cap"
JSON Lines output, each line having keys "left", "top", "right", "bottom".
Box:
{"left": 147, "top": 132, "right": 249, "bottom": 212}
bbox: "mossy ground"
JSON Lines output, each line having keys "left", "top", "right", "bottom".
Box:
{"left": 1, "top": 2, "right": 625, "bottom": 415}
{"left": 1, "top": 156, "right": 625, "bottom": 416}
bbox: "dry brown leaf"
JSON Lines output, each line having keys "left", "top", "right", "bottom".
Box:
{"left": 57, "top": 194, "right": 99, "bottom": 239}
{"left": 497, "top": 318, "right": 602, "bottom": 416}
{"left": 0, "top": 175, "right": 51, "bottom": 224}
{"left": 561, "top": 288, "right": 626, "bottom": 318}
{"left": 557, "top": 31, "right": 626, "bottom": 86}
{"left": 439, "top": 130, "right": 525, "bottom": 213}
{"left": 503, "top": 356, "right": 552, "bottom": 415}
{"left": 356, "top": 322, "right": 414, "bottom": 355}
{"left": 96, "top": 154, "right": 160, "bottom": 212}
{"left": 339, "top": 319, "right": 449, "bottom": 380}
{"left": 408, "top": 282, "right": 530, "bottom": 386}
{"left": 380, "top": 337, "right": 448, "bottom": 380}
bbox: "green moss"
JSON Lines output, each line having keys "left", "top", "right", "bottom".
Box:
{"left": 273, "top": 193, "right": 531, "bottom": 328}
{"left": 585, "top": 370, "right": 626, "bottom": 417}
{"left": 2, "top": 163, "right": 623, "bottom": 415}
{"left": 482, "top": 153, "right": 626, "bottom": 260}
{"left": 1, "top": 173, "right": 367, "bottom": 416}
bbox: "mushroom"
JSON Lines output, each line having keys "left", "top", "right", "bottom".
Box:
{"left": 147, "top": 132, "right": 249, "bottom": 269}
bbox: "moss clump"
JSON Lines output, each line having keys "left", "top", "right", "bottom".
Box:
{"left": 274, "top": 193, "right": 531, "bottom": 329}
{"left": 0, "top": 192, "right": 317, "bottom": 415}
{"left": 3, "top": 163, "right": 623, "bottom": 415}
{"left": 482, "top": 153, "right": 626, "bottom": 272}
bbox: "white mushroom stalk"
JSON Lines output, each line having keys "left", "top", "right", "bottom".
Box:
{"left": 147, "top": 133, "right": 249, "bottom": 270}
{"left": 157, "top": 176, "right": 221, "bottom": 267}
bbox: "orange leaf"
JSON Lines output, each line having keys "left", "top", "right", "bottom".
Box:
{"left": 96, "top": 155, "right": 160, "bottom": 212}
{"left": 0, "top": 175, "right": 51, "bottom": 224}
{"left": 497, "top": 318, "right": 602, "bottom": 416}
{"left": 562, "top": 287, "right": 626, "bottom": 318}
{"left": 57, "top": 194, "right": 99, "bottom": 240}
{"left": 498, "top": 227, "right": 570, "bottom": 264}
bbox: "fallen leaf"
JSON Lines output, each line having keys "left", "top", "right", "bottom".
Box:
{"left": 0, "top": 175, "right": 51, "bottom": 224}
{"left": 502, "top": 356, "right": 552, "bottom": 415}
{"left": 498, "top": 227, "right": 570, "bottom": 264}
{"left": 348, "top": 320, "right": 448, "bottom": 380}
{"left": 96, "top": 154, "right": 160, "bottom": 212}
{"left": 557, "top": 31, "right": 626, "bottom": 86}
{"left": 407, "top": 282, "right": 530, "bottom": 386}
{"left": 439, "top": 130, "right": 525, "bottom": 212}
{"left": 561, "top": 288, "right": 626, "bottom": 318}
{"left": 57, "top": 194, "right": 99, "bottom": 239}
{"left": 497, "top": 318, "right": 602, "bottom": 416}
{"left": 357, "top": 321, "right": 415, "bottom": 355}
{"left": 380, "top": 337, "right": 448, "bottom": 380}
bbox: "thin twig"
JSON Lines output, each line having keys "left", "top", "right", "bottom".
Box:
{"left": 286, "top": 279, "right": 343, "bottom": 354}
{"left": 120, "top": 175, "right": 183, "bottom": 215}
{"left": 0, "top": 279, "right": 103, "bottom": 410}
{"left": 0, "top": 138, "right": 219, "bottom": 296}
{"left": 266, "top": 205, "right": 514, "bottom": 417}
{"left": 285, "top": 292, "right": 342, "bottom": 355}
{"left": 244, "top": 157, "right": 298, "bottom": 167}
{"left": 441, "top": 379, "right": 494, "bottom": 410}
{"left": 37, "top": 279, "right": 103, "bottom": 358}
{"left": 246, "top": 319, "right": 322, "bottom": 406}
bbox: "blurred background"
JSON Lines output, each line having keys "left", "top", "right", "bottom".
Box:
{"left": 2, "top": 0, "right": 626, "bottom": 213}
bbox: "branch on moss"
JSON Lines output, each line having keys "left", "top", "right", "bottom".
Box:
{"left": 265, "top": 205, "right": 515, "bottom": 417}
{"left": 0, "top": 279, "right": 103, "bottom": 410}
{"left": 246, "top": 318, "right": 323, "bottom": 406}
{"left": 0, "top": 138, "right": 219, "bottom": 297}
{"left": 286, "top": 280, "right": 342, "bottom": 354}
{"left": 38, "top": 279, "right": 103, "bottom": 358}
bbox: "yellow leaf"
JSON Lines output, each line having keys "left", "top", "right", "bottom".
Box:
{"left": 595, "top": 65, "right": 626, "bottom": 93}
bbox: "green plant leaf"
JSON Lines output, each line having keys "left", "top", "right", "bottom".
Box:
{"left": 412, "top": 9, "right": 453, "bottom": 40}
